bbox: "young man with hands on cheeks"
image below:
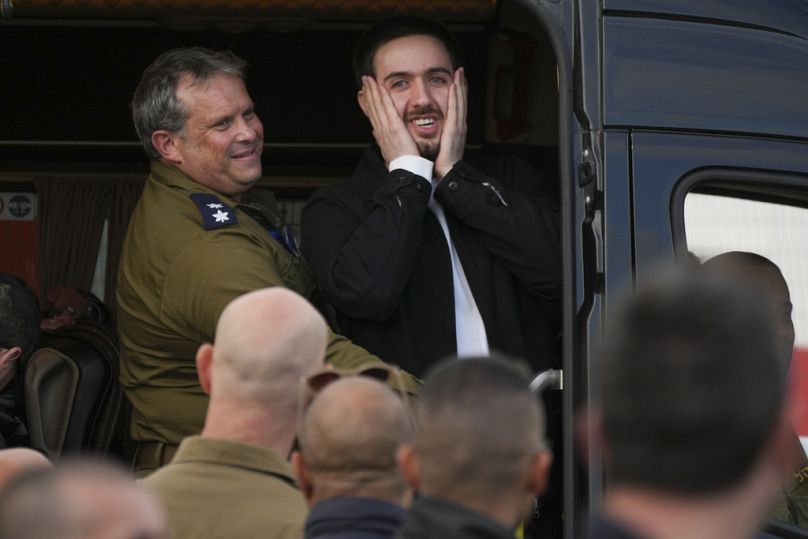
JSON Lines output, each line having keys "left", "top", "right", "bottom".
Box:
{"left": 302, "top": 16, "right": 562, "bottom": 380}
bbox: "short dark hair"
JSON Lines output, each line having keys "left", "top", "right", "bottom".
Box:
{"left": 703, "top": 251, "right": 782, "bottom": 274}
{"left": 415, "top": 355, "right": 545, "bottom": 502}
{"left": 601, "top": 268, "right": 784, "bottom": 494}
{"left": 0, "top": 274, "right": 40, "bottom": 360}
{"left": 352, "top": 16, "right": 462, "bottom": 87}
{"left": 131, "top": 47, "right": 247, "bottom": 160}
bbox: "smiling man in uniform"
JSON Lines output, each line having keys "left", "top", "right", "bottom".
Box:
{"left": 301, "top": 16, "right": 562, "bottom": 379}
{"left": 118, "top": 47, "right": 383, "bottom": 475}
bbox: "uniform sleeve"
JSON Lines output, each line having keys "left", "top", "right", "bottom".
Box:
{"left": 160, "top": 230, "right": 288, "bottom": 343}
{"left": 325, "top": 327, "right": 422, "bottom": 394}
{"left": 301, "top": 169, "right": 432, "bottom": 321}
{"left": 434, "top": 158, "right": 562, "bottom": 308}
{"left": 160, "top": 227, "right": 422, "bottom": 388}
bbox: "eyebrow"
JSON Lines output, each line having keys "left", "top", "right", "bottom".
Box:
{"left": 382, "top": 66, "right": 453, "bottom": 83}
{"left": 205, "top": 105, "right": 254, "bottom": 129}
{"left": 206, "top": 114, "right": 233, "bottom": 128}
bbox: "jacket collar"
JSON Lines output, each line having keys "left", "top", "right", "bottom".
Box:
{"left": 401, "top": 496, "right": 516, "bottom": 539}
{"left": 172, "top": 435, "right": 298, "bottom": 487}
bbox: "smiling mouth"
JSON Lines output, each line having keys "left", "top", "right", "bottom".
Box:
{"left": 231, "top": 147, "right": 259, "bottom": 159}
{"left": 413, "top": 118, "right": 436, "bottom": 127}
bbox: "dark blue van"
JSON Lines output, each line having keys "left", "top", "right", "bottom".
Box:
{"left": 3, "top": 0, "right": 808, "bottom": 537}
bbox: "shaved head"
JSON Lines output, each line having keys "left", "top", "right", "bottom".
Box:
{"left": 0, "top": 449, "right": 50, "bottom": 489}
{"left": 212, "top": 287, "right": 328, "bottom": 405}
{"left": 0, "top": 460, "right": 166, "bottom": 539}
{"left": 704, "top": 252, "right": 794, "bottom": 371}
{"left": 298, "top": 377, "right": 413, "bottom": 502}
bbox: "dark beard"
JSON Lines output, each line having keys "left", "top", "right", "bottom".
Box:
{"left": 417, "top": 139, "right": 440, "bottom": 161}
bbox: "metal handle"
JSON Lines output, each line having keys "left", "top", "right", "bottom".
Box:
{"left": 530, "top": 368, "right": 563, "bottom": 395}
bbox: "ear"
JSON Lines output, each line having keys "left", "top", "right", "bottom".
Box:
{"left": 0, "top": 347, "right": 22, "bottom": 365}
{"left": 396, "top": 444, "right": 420, "bottom": 492}
{"left": 357, "top": 90, "right": 371, "bottom": 119}
{"left": 0, "top": 347, "right": 21, "bottom": 390}
{"left": 151, "top": 130, "right": 183, "bottom": 164}
{"left": 291, "top": 450, "right": 314, "bottom": 504}
{"left": 525, "top": 450, "right": 553, "bottom": 497}
{"left": 195, "top": 343, "right": 214, "bottom": 396}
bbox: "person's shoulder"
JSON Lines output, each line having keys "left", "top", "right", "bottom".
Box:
{"left": 468, "top": 152, "right": 540, "bottom": 178}
{"left": 304, "top": 168, "right": 375, "bottom": 215}
{"left": 142, "top": 163, "right": 243, "bottom": 233}
{"left": 466, "top": 152, "right": 560, "bottom": 205}
{"left": 187, "top": 192, "right": 240, "bottom": 232}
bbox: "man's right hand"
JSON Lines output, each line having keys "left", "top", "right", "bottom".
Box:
{"left": 358, "top": 75, "right": 419, "bottom": 167}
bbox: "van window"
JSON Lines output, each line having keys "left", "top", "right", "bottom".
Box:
{"left": 684, "top": 189, "right": 808, "bottom": 528}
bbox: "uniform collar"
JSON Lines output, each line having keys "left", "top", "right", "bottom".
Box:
{"left": 172, "top": 435, "right": 298, "bottom": 486}
{"left": 149, "top": 160, "right": 240, "bottom": 206}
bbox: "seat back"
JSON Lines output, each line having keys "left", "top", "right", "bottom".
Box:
{"left": 23, "top": 321, "right": 122, "bottom": 461}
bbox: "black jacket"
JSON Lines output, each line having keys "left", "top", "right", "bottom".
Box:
{"left": 395, "top": 496, "right": 516, "bottom": 539}
{"left": 301, "top": 147, "right": 561, "bottom": 377}
{"left": 305, "top": 496, "right": 406, "bottom": 539}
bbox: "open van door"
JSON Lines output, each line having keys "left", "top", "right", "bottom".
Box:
{"left": 583, "top": 2, "right": 808, "bottom": 538}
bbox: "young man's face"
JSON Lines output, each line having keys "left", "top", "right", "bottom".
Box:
{"left": 172, "top": 72, "right": 264, "bottom": 197}
{"left": 372, "top": 34, "right": 454, "bottom": 160}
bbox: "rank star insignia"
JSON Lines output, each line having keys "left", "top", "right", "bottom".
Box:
{"left": 207, "top": 203, "right": 223, "bottom": 209}
{"left": 212, "top": 210, "right": 230, "bottom": 223}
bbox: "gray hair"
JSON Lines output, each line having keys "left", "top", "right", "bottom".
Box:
{"left": 131, "top": 47, "right": 247, "bottom": 160}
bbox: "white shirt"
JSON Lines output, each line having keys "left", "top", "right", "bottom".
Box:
{"left": 389, "top": 155, "right": 490, "bottom": 358}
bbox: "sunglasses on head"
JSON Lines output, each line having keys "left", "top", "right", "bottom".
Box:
{"left": 304, "top": 363, "right": 395, "bottom": 394}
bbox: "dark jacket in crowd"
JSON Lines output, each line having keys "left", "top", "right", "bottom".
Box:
{"left": 395, "top": 496, "right": 516, "bottom": 539}
{"left": 305, "top": 496, "right": 407, "bottom": 539}
{"left": 0, "top": 382, "right": 28, "bottom": 448}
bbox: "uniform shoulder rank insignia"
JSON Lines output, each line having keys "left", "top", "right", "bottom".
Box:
{"left": 189, "top": 193, "right": 238, "bottom": 230}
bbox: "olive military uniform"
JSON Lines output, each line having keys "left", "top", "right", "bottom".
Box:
{"left": 117, "top": 161, "right": 381, "bottom": 456}
{"left": 144, "top": 436, "right": 307, "bottom": 539}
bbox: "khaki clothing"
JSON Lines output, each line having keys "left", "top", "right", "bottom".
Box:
{"left": 144, "top": 436, "right": 306, "bottom": 539}
{"left": 117, "top": 161, "right": 380, "bottom": 446}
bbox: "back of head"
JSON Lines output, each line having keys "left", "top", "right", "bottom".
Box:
{"left": 131, "top": 46, "right": 247, "bottom": 160}
{"left": 703, "top": 251, "right": 794, "bottom": 372}
{"left": 299, "top": 376, "right": 413, "bottom": 502}
{"left": 0, "top": 273, "right": 40, "bottom": 361}
{"left": 0, "top": 448, "right": 50, "bottom": 489}
{"left": 352, "top": 15, "right": 462, "bottom": 87}
{"left": 212, "top": 288, "right": 328, "bottom": 411}
{"left": 0, "top": 459, "right": 166, "bottom": 539}
{"left": 415, "top": 355, "right": 545, "bottom": 503}
{"left": 601, "top": 267, "right": 784, "bottom": 495}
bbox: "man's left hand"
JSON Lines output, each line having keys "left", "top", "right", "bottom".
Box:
{"left": 434, "top": 68, "right": 468, "bottom": 180}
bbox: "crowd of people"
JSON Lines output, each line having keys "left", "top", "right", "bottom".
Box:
{"left": 0, "top": 13, "right": 802, "bottom": 539}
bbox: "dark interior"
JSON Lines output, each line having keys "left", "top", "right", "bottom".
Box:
{"left": 1, "top": 22, "right": 489, "bottom": 183}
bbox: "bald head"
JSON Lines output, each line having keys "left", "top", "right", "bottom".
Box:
{"left": 0, "top": 460, "right": 166, "bottom": 539}
{"left": 704, "top": 252, "right": 794, "bottom": 371}
{"left": 0, "top": 448, "right": 50, "bottom": 488}
{"left": 297, "top": 377, "right": 413, "bottom": 504}
{"left": 210, "top": 288, "right": 328, "bottom": 404}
